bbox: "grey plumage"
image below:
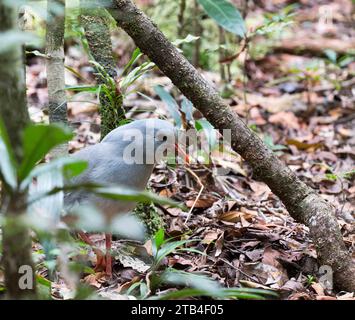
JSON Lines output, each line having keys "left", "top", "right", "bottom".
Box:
{"left": 64, "top": 119, "right": 176, "bottom": 221}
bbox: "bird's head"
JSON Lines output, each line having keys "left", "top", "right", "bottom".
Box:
{"left": 102, "top": 119, "right": 178, "bottom": 164}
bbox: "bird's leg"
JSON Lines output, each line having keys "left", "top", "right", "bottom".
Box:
{"left": 105, "top": 233, "right": 112, "bottom": 277}
{"left": 78, "top": 231, "right": 106, "bottom": 271}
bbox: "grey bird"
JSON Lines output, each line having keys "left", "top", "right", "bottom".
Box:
{"left": 64, "top": 119, "right": 177, "bottom": 275}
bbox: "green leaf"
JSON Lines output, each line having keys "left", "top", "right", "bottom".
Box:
{"left": 325, "top": 173, "right": 338, "bottom": 181}
{"left": 121, "top": 61, "right": 155, "bottom": 93}
{"left": 154, "top": 86, "right": 182, "bottom": 127}
{"left": 18, "top": 124, "right": 73, "bottom": 181}
{"left": 20, "top": 157, "right": 87, "bottom": 190}
{"left": 324, "top": 49, "right": 337, "bottom": 63}
{"left": 150, "top": 288, "right": 265, "bottom": 300}
{"left": 195, "top": 119, "right": 218, "bottom": 149}
{"left": 0, "top": 30, "right": 40, "bottom": 54}
{"left": 65, "top": 85, "right": 99, "bottom": 93}
{"left": 67, "top": 205, "right": 146, "bottom": 240}
{"left": 94, "top": 187, "right": 181, "bottom": 208}
{"left": 342, "top": 170, "right": 355, "bottom": 180}
{"left": 64, "top": 65, "right": 86, "bottom": 81}
{"left": 29, "top": 183, "right": 184, "bottom": 209}
{"left": 0, "top": 118, "right": 17, "bottom": 190}
{"left": 181, "top": 98, "right": 194, "bottom": 122}
{"left": 154, "top": 240, "right": 198, "bottom": 268}
{"left": 172, "top": 34, "right": 200, "bottom": 47}
{"left": 153, "top": 269, "right": 278, "bottom": 300}
{"left": 197, "top": 0, "right": 246, "bottom": 37}
{"left": 153, "top": 228, "right": 165, "bottom": 252}
{"left": 122, "top": 47, "right": 143, "bottom": 76}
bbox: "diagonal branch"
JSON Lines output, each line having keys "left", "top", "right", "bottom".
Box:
{"left": 105, "top": 0, "right": 355, "bottom": 292}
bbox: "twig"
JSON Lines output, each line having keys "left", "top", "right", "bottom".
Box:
{"left": 184, "top": 167, "right": 204, "bottom": 224}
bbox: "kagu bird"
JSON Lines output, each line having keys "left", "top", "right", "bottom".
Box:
{"left": 64, "top": 119, "right": 177, "bottom": 276}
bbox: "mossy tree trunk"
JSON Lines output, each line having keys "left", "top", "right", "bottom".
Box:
{"left": 46, "top": 0, "right": 68, "bottom": 156}
{"left": 106, "top": 0, "right": 355, "bottom": 292}
{"left": 80, "top": 0, "right": 125, "bottom": 140}
{"left": 0, "top": 2, "right": 36, "bottom": 299}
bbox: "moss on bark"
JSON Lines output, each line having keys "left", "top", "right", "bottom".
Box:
{"left": 80, "top": 0, "right": 125, "bottom": 139}
{"left": 0, "top": 2, "right": 36, "bottom": 299}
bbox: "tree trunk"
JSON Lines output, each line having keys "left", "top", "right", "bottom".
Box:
{"left": 0, "top": 2, "right": 36, "bottom": 299}
{"left": 80, "top": 0, "right": 125, "bottom": 139}
{"left": 106, "top": 0, "right": 355, "bottom": 292}
{"left": 46, "top": 0, "right": 68, "bottom": 156}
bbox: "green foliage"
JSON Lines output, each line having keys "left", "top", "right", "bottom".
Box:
{"left": 0, "top": 120, "right": 181, "bottom": 210}
{"left": 150, "top": 268, "right": 278, "bottom": 300}
{"left": 324, "top": 170, "right": 355, "bottom": 182}
{"left": 263, "top": 135, "right": 287, "bottom": 154}
{"left": 195, "top": 119, "right": 218, "bottom": 149}
{"left": 172, "top": 34, "right": 200, "bottom": 47}
{"left": 0, "top": 31, "right": 40, "bottom": 54}
{"left": 154, "top": 85, "right": 182, "bottom": 127}
{"left": 253, "top": 4, "right": 296, "bottom": 37}
{"left": 306, "top": 275, "right": 316, "bottom": 286}
{"left": 197, "top": 0, "right": 246, "bottom": 37}
{"left": 0, "top": 119, "right": 17, "bottom": 190}
{"left": 19, "top": 124, "right": 73, "bottom": 181}
{"left": 324, "top": 49, "right": 355, "bottom": 68}
{"left": 151, "top": 229, "right": 202, "bottom": 271}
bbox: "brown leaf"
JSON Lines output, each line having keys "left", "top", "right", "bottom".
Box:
{"left": 316, "top": 295, "right": 337, "bottom": 300}
{"left": 286, "top": 139, "right": 323, "bottom": 151}
{"left": 82, "top": 272, "right": 106, "bottom": 289}
{"left": 185, "top": 197, "right": 215, "bottom": 208}
{"left": 202, "top": 231, "right": 220, "bottom": 244}
{"left": 219, "top": 211, "right": 243, "bottom": 223}
{"left": 159, "top": 189, "right": 173, "bottom": 197}
{"left": 311, "top": 282, "right": 325, "bottom": 296}
{"left": 269, "top": 112, "right": 300, "bottom": 129}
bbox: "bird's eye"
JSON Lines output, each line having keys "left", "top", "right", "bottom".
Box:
{"left": 162, "top": 135, "right": 168, "bottom": 142}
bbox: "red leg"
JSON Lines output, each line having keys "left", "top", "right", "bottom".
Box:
{"left": 78, "top": 231, "right": 106, "bottom": 271}
{"left": 105, "top": 233, "right": 112, "bottom": 277}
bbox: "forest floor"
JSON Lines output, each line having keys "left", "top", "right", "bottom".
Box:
{"left": 24, "top": 0, "right": 354, "bottom": 300}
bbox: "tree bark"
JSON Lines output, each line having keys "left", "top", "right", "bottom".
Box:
{"left": 80, "top": 0, "right": 125, "bottom": 139}
{"left": 0, "top": 2, "right": 37, "bottom": 299}
{"left": 46, "top": 0, "right": 68, "bottom": 156}
{"left": 106, "top": 0, "right": 355, "bottom": 292}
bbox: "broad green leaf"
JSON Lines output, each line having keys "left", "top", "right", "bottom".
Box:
{"left": 66, "top": 205, "right": 146, "bottom": 240}
{"left": 28, "top": 183, "right": 184, "bottom": 209}
{"left": 21, "top": 157, "right": 87, "bottom": 190}
{"left": 153, "top": 228, "right": 165, "bottom": 253}
{"left": 153, "top": 269, "right": 277, "bottom": 299}
{"left": 19, "top": 124, "right": 73, "bottom": 181}
{"left": 0, "top": 118, "right": 17, "bottom": 190}
{"left": 197, "top": 0, "right": 246, "bottom": 37}
{"left": 154, "top": 239, "right": 198, "bottom": 268}
{"left": 94, "top": 186, "right": 182, "bottom": 208}
{"left": 151, "top": 288, "right": 266, "bottom": 300}
{"left": 0, "top": 31, "right": 40, "bottom": 54}
{"left": 154, "top": 86, "right": 182, "bottom": 127}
